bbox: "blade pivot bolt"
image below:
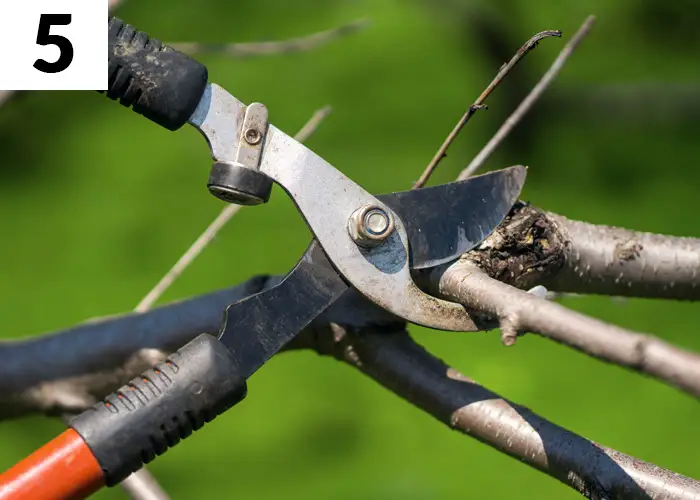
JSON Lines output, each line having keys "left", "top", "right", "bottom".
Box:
{"left": 348, "top": 204, "right": 394, "bottom": 248}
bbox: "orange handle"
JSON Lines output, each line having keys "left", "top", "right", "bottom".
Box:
{"left": 0, "top": 429, "right": 105, "bottom": 500}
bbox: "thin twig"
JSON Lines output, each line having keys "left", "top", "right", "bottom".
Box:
{"left": 291, "top": 105, "right": 333, "bottom": 143}
{"left": 0, "top": 91, "right": 14, "bottom": 108}
{"left": 413, "top": 29, "right": 561, "bottom": 189}
{"left": 119, "top": 470, "right": 171, "bottom": 500}
{"left": 134, "top": 205, "right": 242, "bottom": 313}
{"left": 135, "top": 106, "right": 332, "bottom": 312}
{"left": 171, "top": 20, "right": 369, "bottom": 58}
{"left": 459, "top": 15, "right": 595, "bottom": 180}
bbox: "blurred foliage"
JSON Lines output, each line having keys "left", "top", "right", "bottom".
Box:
{"left": 1, "top": 0, "right": 699, "bottom": 498}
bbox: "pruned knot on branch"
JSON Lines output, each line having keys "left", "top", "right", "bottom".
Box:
{"left": 465, "top": 202, "right": 566, "bottom": 289}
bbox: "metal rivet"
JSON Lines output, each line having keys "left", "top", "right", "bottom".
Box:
{"left": 244, "top": 128, "right": 262, "bottom": 145}
{"left": 348, "top": 204, "right": 394, "bottom": 248}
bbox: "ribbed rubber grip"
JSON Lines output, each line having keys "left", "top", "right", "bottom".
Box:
{"left": 69, "top": 334, "right": 246, "bottom": 486}
{"left": 101, "top": 17, "right": 208, "bottom": 131}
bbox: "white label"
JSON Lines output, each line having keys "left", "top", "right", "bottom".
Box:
{"left": 0, "top": 0, "right": 107, "bottom": 90}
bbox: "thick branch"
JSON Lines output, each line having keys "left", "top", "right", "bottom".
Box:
{"left": 547, "top": 213, "right": 700, "bottom": 299}
{"left": 464, "top": 203, "right": 700, "bottom": 300}
{"left": 305, "top": 328, "right": 700, "bottom": 500}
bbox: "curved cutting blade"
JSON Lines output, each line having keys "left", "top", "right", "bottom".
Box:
{"left": 377, "top": 165, "right": 526, "bottom": 269}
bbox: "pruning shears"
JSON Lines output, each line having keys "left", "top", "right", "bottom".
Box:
{"left": 0, "top": 18, "right": 525, "bottom": 500}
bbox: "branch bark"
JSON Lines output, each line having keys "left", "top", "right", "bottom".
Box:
{"left": 547, "top": 213, "right": 700, "bottom": 299}
{"left": 429, "top": 258, "right": 700, "bottom": 397}
{"left": 305, "top": 327, "right": 700, "bottom": 500}
{"left": 461, "top": 203, "right": 700, "bottom": 301}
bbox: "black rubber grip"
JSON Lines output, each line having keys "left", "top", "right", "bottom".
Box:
{"left": 69, "top": 334, "right": 247, "bottom": 486}
{"left": 102, "top": 17, "right": 209, "bottom": 131}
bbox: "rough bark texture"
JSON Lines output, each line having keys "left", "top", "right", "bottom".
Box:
{"left": 458, "top": 202, "right": 700, "bottom": 300}
{"left": 458, "top": 202, "right": 567, "bottom": 290}
{"left": 549, "top": 213, "right": 700, "bottom": 299}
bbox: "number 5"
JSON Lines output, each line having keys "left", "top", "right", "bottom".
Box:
{"left": 33, "top": 14, "right": 74, "bottom": 74}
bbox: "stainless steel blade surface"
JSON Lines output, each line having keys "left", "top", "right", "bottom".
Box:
{"left": 377, "top": 165, "right": 526, "bottom": 269}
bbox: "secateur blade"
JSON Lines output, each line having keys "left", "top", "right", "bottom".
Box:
{"left": 377, "top": 165, "right": 526, "bottom": 269}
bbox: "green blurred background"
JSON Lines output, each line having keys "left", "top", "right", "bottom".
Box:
{"left": 1, "top": 0, "right": 699, "bottom": 497}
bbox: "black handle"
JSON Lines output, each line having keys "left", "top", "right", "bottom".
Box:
{"left": 69, "top": 333, "right": 246, "bottom": 486}
{"left": 102, "top": 17, "right": 209, "bottom": 131}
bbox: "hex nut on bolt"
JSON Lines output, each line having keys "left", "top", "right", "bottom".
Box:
{"left": 348, "top": 204, "right": 395, "bottom": 248}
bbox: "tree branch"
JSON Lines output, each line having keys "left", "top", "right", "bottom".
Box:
{"left": 0, "top": 200, "right": 699, "bottom": 498}
{"left": 547, "top": 213, "right": 700, "bottom": 299}
{"left": 462, "top": 203, "right": 700, "bottom": 301}
{"left": 170, "top": 20, "right": 369, "bottom": 58}
{"left": 306, "top": 328, "right": 700, "bottom": 500}
{"left": 427, "top": 257, "right": 700, "bottom": 397}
